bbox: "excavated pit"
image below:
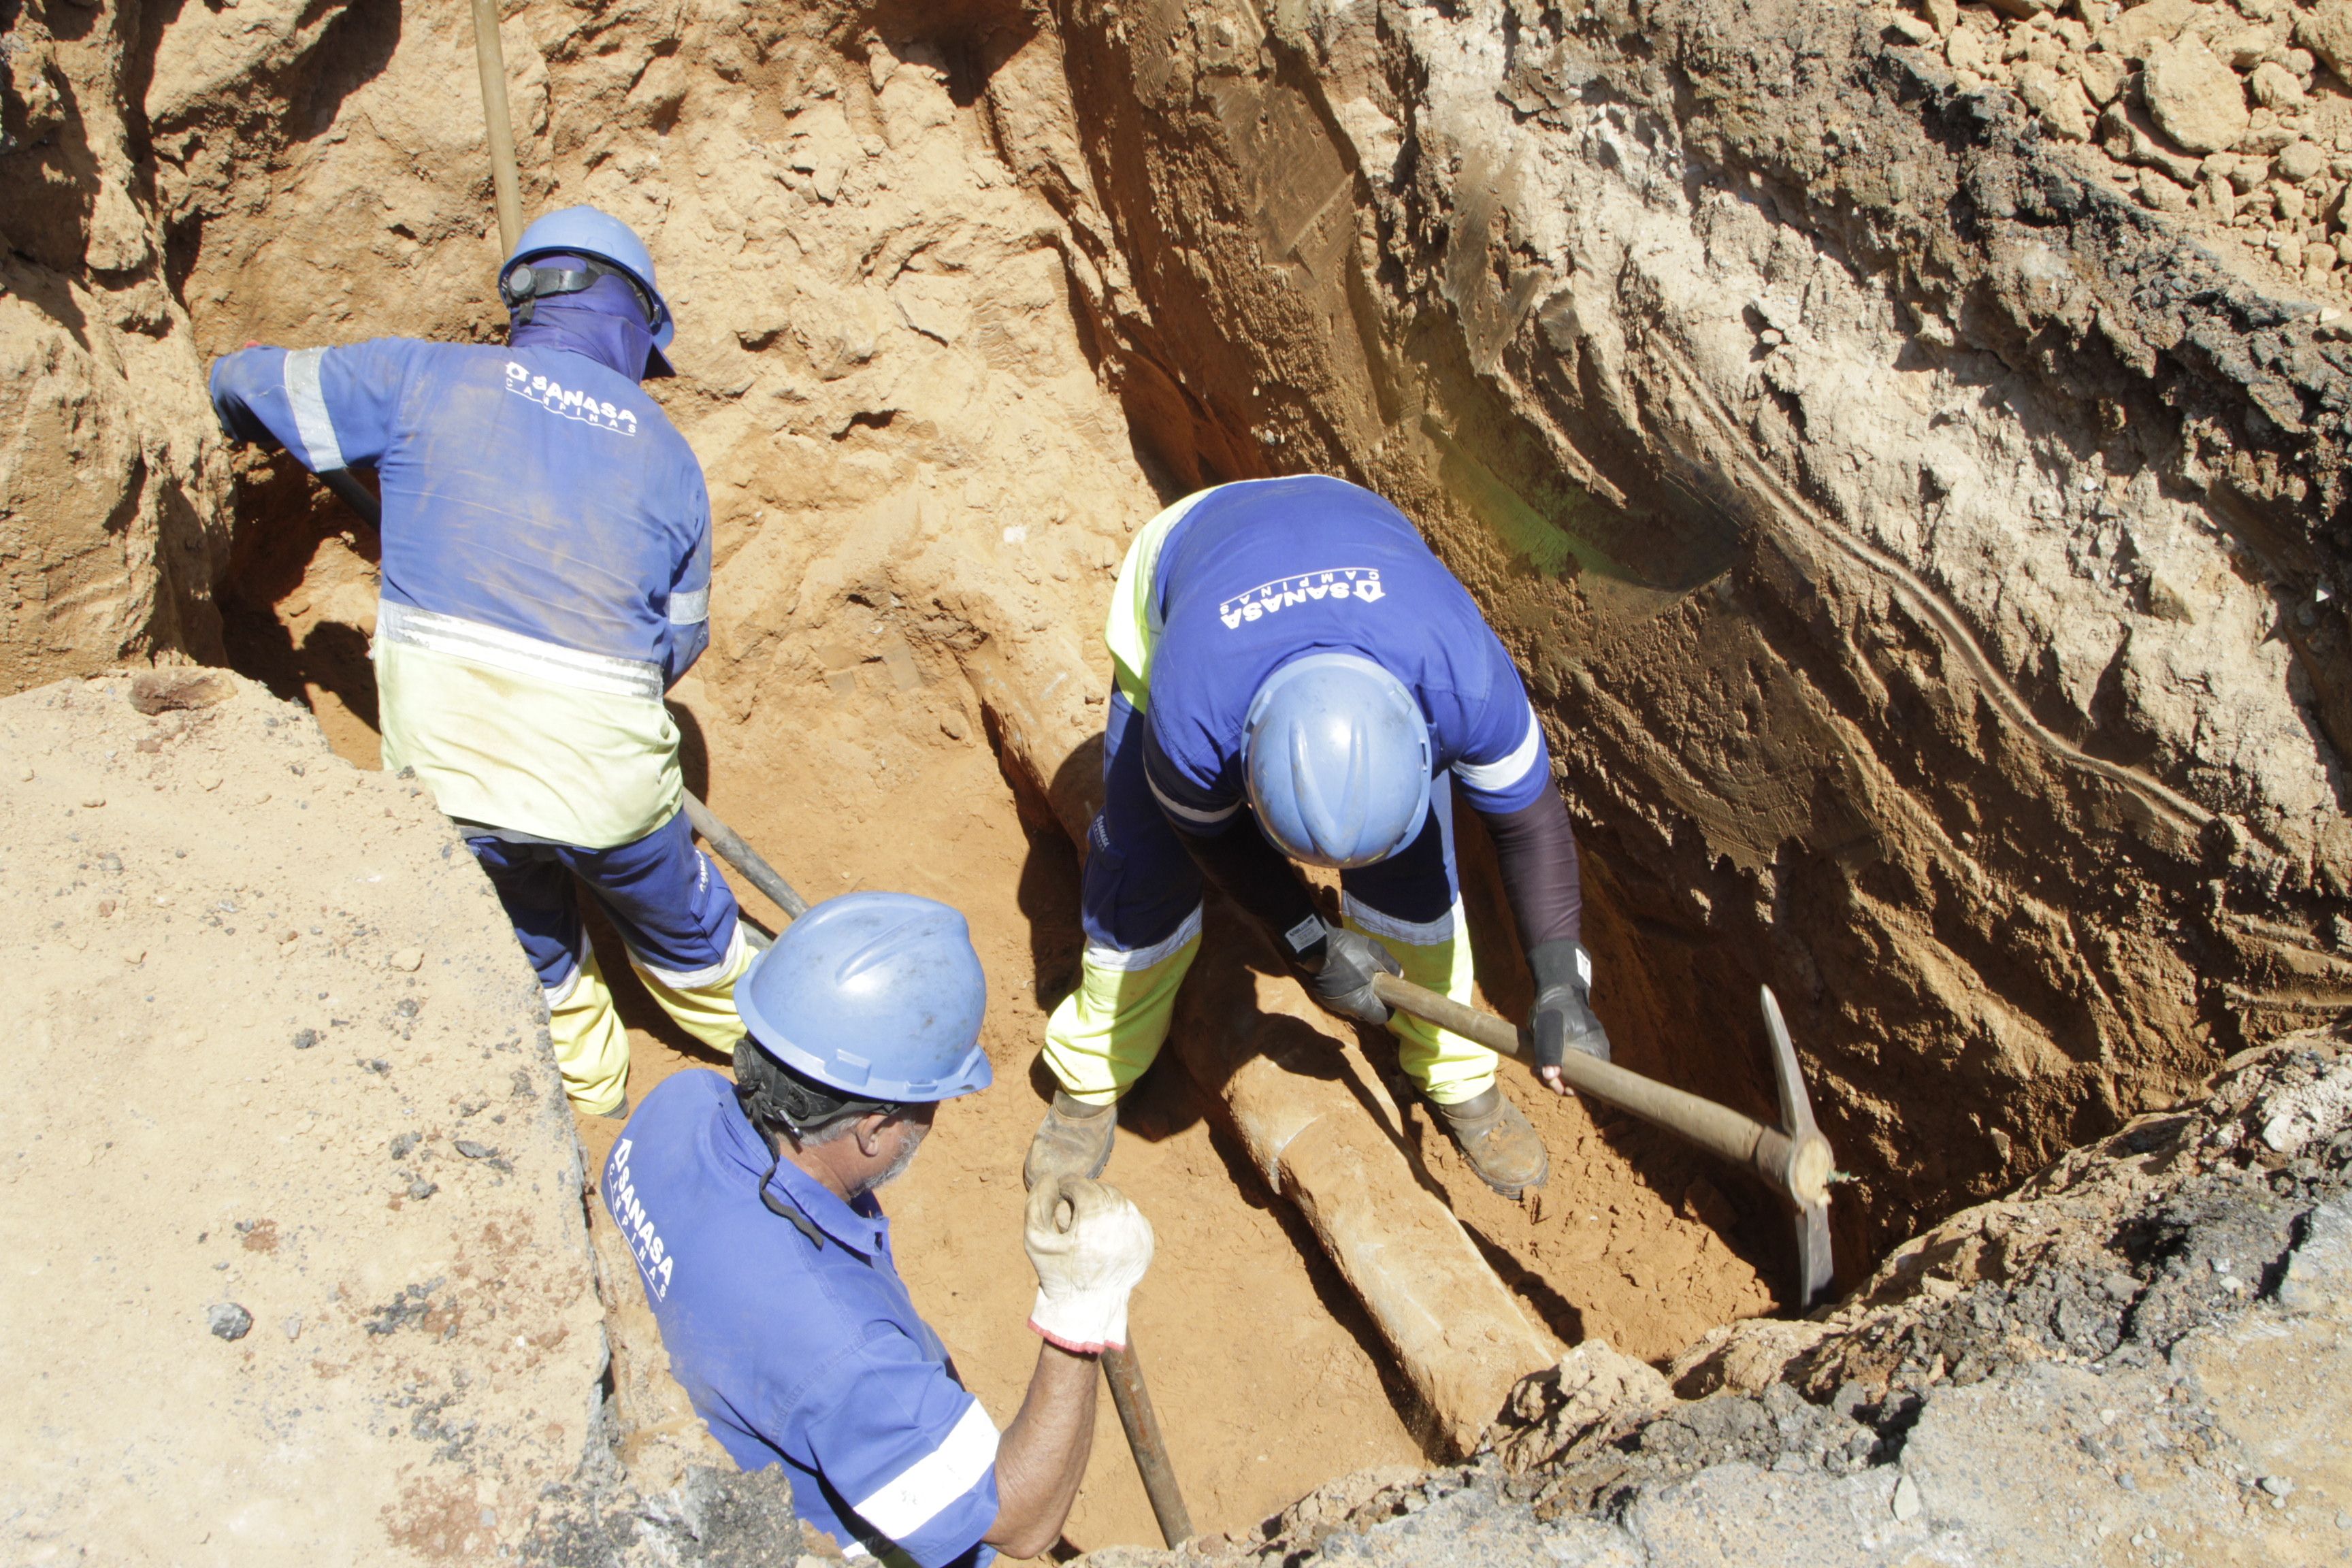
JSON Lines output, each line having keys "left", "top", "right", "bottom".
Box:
{"left": 12, "top": 0, "right": 2352, "bottom": 1556}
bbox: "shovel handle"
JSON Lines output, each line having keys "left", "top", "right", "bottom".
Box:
{"left": 1367, "top": 972, "right": 1831, "bottom": 1207}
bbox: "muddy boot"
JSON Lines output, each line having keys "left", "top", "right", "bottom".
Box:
{"left": 1024, "top": 1091, "right": 1118, "bottom": 1190}
{"left": 1433, "top": 1085, "right": 1549, "bottom": 1197}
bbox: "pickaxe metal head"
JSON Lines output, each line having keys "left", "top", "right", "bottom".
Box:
{"left": 1759, "top": 985, "right": 1836, "bottom": 1311}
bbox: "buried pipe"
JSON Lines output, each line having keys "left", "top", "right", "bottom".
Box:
{"left": 1171, "top": 916, "right": 1562, "bottom": 1454}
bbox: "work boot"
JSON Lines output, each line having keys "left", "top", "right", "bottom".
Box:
{"left": 1433, "top": 1085, "right": 1549, "bottom": 1197}
{"left": 1024, "top": 1091, "right": 1117, "bottom": 1190}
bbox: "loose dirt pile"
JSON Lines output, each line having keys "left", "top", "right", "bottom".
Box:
{"left": 0, "top": 670, "right": 603, "bottom": 1563}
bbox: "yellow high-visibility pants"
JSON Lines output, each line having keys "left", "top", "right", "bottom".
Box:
{"left": 549, "top": 930, "right": 753, "bottom": 1114}
{"left": 549, "top": 949, "right": 632, "bottom": 1115}
{"left": 630, "top": 928, "right": 755, "bottom": 1057}
{"left": 1041, "top": 932, "right": 1203, "bottom": 1107}
{"left": 1344, "top": 901, "right": 1496, "bottom": 1107}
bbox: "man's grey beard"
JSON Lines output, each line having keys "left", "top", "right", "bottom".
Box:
{"left": 860, "top": 1123, "right": 928, "bottom": 1195}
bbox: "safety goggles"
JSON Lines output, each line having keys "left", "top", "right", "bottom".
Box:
{"left": 499, "top": 256, "right": 660, "bottom": 330}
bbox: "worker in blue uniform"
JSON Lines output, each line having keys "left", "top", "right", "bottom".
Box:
{"left": 208, "top": 208, "right": 742, "bottom": 1115}
{"left": 608, "top": 892, "right": 1155, "bottom": 1564}
{"left": 1027, "top": 475, "right": 1611, "bottom": 1198}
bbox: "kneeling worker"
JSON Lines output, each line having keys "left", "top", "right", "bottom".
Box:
{"left": 608, "top": 892, "right": 1154, "bottom": 1563}
{"left": 210, "top": 207, "right": 745, "bottom": 1116}
{"left": 1032, "top": 474, "right": 1612, "bottom": 1198}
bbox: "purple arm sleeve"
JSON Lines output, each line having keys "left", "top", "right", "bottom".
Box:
{"left": 1482, "top": 791, "right": 1583, "bottom": 951}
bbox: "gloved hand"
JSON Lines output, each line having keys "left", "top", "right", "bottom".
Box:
{"left": 1528, "top": 939, "right": 1610, "bottom": 1090}
{"left": 1300, "top": 922, "right": 1403, "bottom": 1026}
{"left": 1025, "top": 1175, "right": 1155, "bottom": 1354}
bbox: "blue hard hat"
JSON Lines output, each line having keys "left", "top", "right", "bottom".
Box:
{"left": 1243, "top": 652, "right": 1432, "bottom": 868}
{"left": 497, "top": 206, "right": 675, "bottom": 374}
{"left": 734, "top": 892, "right": 993, "bottom": 1103}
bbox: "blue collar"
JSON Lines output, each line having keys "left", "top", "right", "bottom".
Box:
{"left": 712, "top": 1096, "right": 888, "bottom": 1258}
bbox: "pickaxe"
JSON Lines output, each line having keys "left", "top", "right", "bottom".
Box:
{"left": 1370, "top": 973, "right": 1838, "bottom": 1311}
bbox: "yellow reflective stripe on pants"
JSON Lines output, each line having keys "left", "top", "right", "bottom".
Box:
{"left": 549, "top": 947, "right": 630, "bottom": 1115}
{"left": 630, "top": 932, "right": 754, "bottom": 1057}
{"left": 1040, "top": 936, "right": 1203, "bottom": 1107}
{"left": 1343, "top": 905, "right": 1498, "bottom": 1107}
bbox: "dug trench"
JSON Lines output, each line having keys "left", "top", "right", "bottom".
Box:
{"left": 12, "top": 0, "right": 2352, "bottom": 1556}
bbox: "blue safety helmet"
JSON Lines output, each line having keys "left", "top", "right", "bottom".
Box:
{"left": 1242, "top": 651, "right": 1432, "bottom": 868}
{"left": 497, "top": 206, "right": 676, "bottom": 376}
{"left": 734, "top": 892, "right": 993, "bottom": 1103}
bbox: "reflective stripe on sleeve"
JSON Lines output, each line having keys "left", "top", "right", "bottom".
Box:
{"left": 1454, "top": 701, "right": 1543, "bottom": 796}
{"left": 849, "top": 1400, "right": 1000, "bottom": 1545}
{"left": 668, "top": 587, "right": 710, "bottom": 625}
{"left": 283, "top": 348, "right": 348, "bottom": 472}
{"left": 377, "top": 600, "right": 666, "bottom": 702}
{"left": 1145, "top": 770, "right": 1240, "bottom": 828}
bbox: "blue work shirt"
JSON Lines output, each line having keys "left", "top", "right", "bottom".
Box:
{"left": 1141, "top": 475, "right": 1551, "bottom": 830}
{"left": 604, "top": 1072, "right": 1000, "bottom": 1566}
{"left": 208, "top": 337, "right": 710, "bottom": 682}
{"left": 208, "top": 337, "right": 713, "bottom": 846}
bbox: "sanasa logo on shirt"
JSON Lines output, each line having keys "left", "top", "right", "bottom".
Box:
{"left": 505, "top": 361, "right": 640, "bottom": 436}
{"left": 605, "top": 1137, "right": 674, "bottom": 1301}
{"left": 1219, "top": 567, "right": 1385, "bottom": 630}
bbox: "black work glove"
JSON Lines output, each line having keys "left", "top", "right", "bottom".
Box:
{"left": 1528, "top": 939, "right": 1610, "bottom": 1087}
{"left": 1286, "top": 918, "right": 1403, "bottom": 1026}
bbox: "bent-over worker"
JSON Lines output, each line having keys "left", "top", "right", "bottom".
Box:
{"left": 607, "top": 892, "right": 1154, "bottom": 1563}
{"left": 209, "top": 206, "right": 745, "bottom": 1116}
{"left": 1029, "top": 474, "right": 1609, "bottom": 1198}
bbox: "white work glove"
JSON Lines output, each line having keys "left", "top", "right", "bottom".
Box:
{"left": 1024, "top": 1175, "right": 1154, "bottom": 1354}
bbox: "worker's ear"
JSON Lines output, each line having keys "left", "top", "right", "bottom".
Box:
{"left": 853, "top": 1111, "right": 894, "bottom": 1158}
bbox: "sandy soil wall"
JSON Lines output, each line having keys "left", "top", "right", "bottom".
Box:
{"left": 1, "top": 0, "right": 229, "bottom": 690}
{"left": 1045, "top": 0, "right": 2352, "bottom": 1262}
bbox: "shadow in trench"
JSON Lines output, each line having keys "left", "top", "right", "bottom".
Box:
{"left": 216, "top": 461, "right": 385, "bottom": 732}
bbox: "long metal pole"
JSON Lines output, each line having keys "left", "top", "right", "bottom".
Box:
{"left": 470, "top": 0, "right": 525, "bottom": 252}
{"left": 682, "top": 791, "right": 811, "bottom": 920}
{"left": 1102, "top": 1341, "right": 1193, "bottom": 1547}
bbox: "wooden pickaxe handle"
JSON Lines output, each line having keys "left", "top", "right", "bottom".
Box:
{"left": 1368, "top": 972, "right": 1835, "bottom": 1211}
